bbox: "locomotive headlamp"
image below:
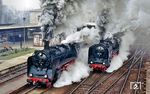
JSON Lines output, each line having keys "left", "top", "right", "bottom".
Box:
{"left": 39, "top": 53, "right": 46, "bottom": 60}
{"left": 29, "top": 73, "right": 33, "bottom": 77}
{"left": 90, "top": 61, "right": 93, "bottom": 64}
{"left": 97, "top": 53, "right": 102, "bottom": 55}
{"left": 97, "top": 46, "right": 104, "bottom": 50}
{"left": 44, "top": 75, "right": 48, "bottom": 78}
{"left": 38, "top": 52, "right": 42, "bottom": 56}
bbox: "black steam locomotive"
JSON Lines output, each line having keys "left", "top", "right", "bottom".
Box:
{"left": 27, "top": 43, "right": 80, "bottom": 87}
{"left": 88, "top": 37, "right": 121, "bottom": 71}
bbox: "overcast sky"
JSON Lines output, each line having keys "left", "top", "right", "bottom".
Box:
{"left": 2, "top": 0, "right": 41, "bottom": 11}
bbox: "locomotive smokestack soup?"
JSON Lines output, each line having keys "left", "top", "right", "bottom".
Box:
{"left": 44, "top": 40, "right": 50, "bottom": 50}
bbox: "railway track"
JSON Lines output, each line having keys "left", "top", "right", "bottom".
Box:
{"left": 0, "top": 62, "right": 27, "bottom": 84}
{"left": 68, "top": 72, "right": 106, "bottom": 94}
{"left": 68, "top": 49, "right": 146, "bottom": 94}
{"left": 1, "top": 49, "right": 146, "bottom": 94}
{"left": 9, "top": 83, "right": 50, "bottom": 94}
{"left": 119, "top": 52, "right": 144, "bottom": 94}
{"left": 9, "top": 84, "right": 36, "bottom": 94}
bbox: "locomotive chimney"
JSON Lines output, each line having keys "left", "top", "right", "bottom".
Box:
{"left": 42, "top": 24, "right": 54, "bottom": 50}
{"left": 44, "top": 40, "right": 49, "bottom": 49}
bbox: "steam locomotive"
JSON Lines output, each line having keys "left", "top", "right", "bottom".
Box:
{"left": 88, "top": 37, "right": 121, "bottom": 71}
{"left": 27, "top": 43, "right": 80, "bottom": 87}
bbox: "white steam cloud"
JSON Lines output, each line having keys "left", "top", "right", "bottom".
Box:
{"left": 61, "top": 26, "right": 100, "bottom": 44}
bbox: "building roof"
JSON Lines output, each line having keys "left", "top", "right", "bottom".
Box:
{"left": 29, "top": 9, "right": 42, "bottom": 12}
{"left": 0, "top": 25, "right": 40, "bottom": 30}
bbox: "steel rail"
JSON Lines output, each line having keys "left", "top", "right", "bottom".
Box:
{"left": 68, "top": 73, "right": 103, "bottom": 94}
{"left": 0, "top": 65, "right": 27, "bottom": 84}
{"left": 9, "top": 84, "right": 36, "bottom": 94}
{"left": 101, "top": 51, "right": 145, "bottom": 94}
{"left": 119, "top": 51, "right": 145, "bottom": 94}
{"left": 68, "top": 75, "right": 91, "bottom": 94}
{"left": 134, "top": 52, "right": 144, "bottom": 94}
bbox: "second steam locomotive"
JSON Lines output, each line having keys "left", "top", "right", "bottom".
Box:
{"left": 88, "top": 37, "right": 121, "bottom": 71}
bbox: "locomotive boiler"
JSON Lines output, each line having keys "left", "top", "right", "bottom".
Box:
{"left": 88, "top": 37, "right": 121, "bottom": 71}
{"left": 27, "top": 43, "right": 80, "bottom": 87}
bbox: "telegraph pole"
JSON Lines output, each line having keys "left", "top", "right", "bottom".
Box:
{"left": 23, "top": 17, "right": 26, "bottom": 48}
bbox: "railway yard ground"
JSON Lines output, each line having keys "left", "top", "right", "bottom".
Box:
{"left": 0, "top": 48, "right": 150, "bottom": 94}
